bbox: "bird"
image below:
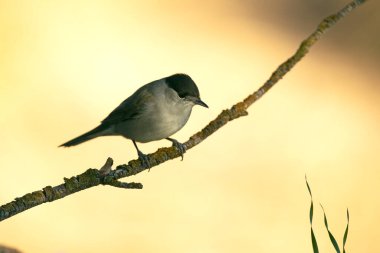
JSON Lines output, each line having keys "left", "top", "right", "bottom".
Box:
{"left": 59, "top": 73, "right": 208, "bottom": 168}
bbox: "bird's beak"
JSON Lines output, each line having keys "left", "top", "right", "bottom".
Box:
{"left": 185, "top": 96, "right": 208, "bottom": 108}
{"left": 194, "top": 98, "right": 208, "bottom": 108}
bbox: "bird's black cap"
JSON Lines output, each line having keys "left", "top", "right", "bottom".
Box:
{"left": 165, "top": 73, "right": 200, "bottom": 99}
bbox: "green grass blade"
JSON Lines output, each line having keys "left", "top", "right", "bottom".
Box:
{"left": 343, "top": 209, "right": 350, "bottom": 253}
{"left": 306, "top": 175, "right": 313, "bottom": 197}
{"left": 311, "top": 228, "right": 320, "bottom": 253}
{"left": 306, "top": 176, "right": 319, "bottom": 253}
{"left": 306, "top": 176, "right": 314, "bottom": 224}
{"left": 321, "top": 205, "right": 341, "bottom": 253}
{"left": 310, "top": 202, "right": 314, "bottom": 225}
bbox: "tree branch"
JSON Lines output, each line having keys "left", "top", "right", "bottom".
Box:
{"left": 0, "top": 0, "right": 368, "bottom": 222}
{"left": 0, "top": 245, "right": 22, "bottom": 253}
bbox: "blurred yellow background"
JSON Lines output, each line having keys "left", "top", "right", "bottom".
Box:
{"left": 0, "top": 0, "right": 379, "bottom": 252}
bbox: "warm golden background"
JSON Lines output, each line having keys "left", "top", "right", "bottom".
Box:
{"left": 0, "top": 0, "right": 379, "bottom": 252}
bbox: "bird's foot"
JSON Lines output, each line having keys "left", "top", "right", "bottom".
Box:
{"left": 137, "top": 150, "right": 151, "bottom": 170}
{"left": 167, "top": 138, "right": 186, "bottom": 161}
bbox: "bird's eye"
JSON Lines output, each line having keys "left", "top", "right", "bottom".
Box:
{"left": 179, "top": 92, "right": 190, "bottom": 98}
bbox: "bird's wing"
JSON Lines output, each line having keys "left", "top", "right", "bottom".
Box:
{"left": 101, "top": 88, "right": 153, "bottom": 126}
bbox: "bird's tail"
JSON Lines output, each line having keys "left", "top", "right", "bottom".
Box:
{"left": 59, "top": 124, "right": 111, "bottom": 147}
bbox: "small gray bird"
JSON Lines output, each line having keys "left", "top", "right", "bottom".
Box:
{"left": 60, "top": 73, "right": 208, "bottom": 167}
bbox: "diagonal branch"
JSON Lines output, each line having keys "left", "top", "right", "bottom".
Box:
{"left": 0, "top": 0, "right": 368, "bottom": 222}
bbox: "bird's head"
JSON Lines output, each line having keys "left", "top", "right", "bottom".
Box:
{"left": 165, "top": 73, "right": 208, "bottom": 108}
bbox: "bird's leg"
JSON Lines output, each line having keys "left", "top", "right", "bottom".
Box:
{"left": 132, "top": 140, "right": 151, "bottom": 169}
{"left": 166, "top": 137, "right": 186, "bottom": 161}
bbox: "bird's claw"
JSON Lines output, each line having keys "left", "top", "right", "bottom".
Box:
{"left": 137, "top": 151, "right": 151, "bottom": 170}
{"left": 170, "top": 139, "right": 186, "bottom": 161}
